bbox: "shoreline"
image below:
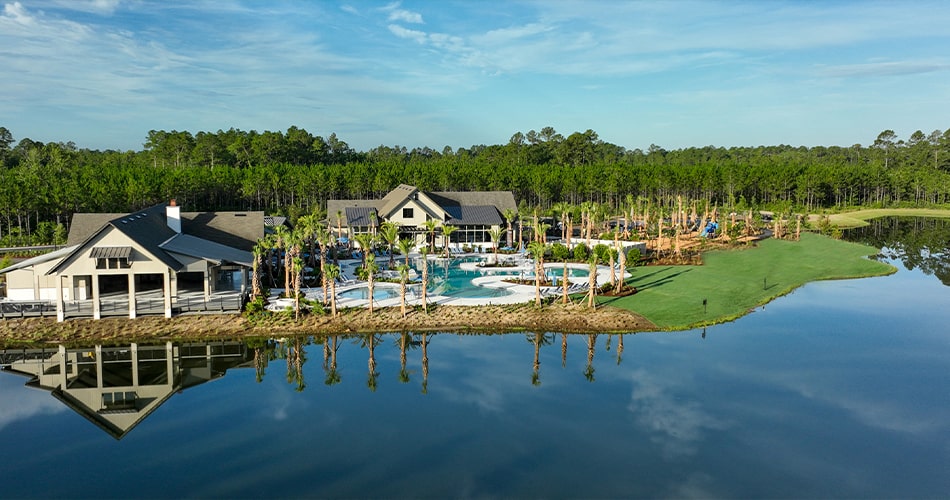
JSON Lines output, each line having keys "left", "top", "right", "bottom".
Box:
{"left": 0, "top": 302, "right": 657, "bottom": 347}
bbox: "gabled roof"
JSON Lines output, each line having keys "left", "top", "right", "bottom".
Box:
{"left": 49, "top": 203, "right": 261, "bottom": 275}
{"left": 378, "top": 184, "right": 419, "bottom": 218}
{"left": 160, "top": 234, "right": 253, "bottom": 267}
{"left": 51, "top": 204, "right": 183, "bottom": 274}
{"left": 326, "top": 185, "right": 517, "bottom": 228}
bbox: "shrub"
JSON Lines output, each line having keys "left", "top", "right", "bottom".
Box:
{"left": 572, "top": 243, "right": 589, "bottom": 262}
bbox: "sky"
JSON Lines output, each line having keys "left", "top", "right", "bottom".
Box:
{"left": 2, "top": 0, "right": 950, "bottom": 153}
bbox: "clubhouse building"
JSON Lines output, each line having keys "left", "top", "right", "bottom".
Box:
{"left": 326, "top": 184, "right": 517, "bottom": 248}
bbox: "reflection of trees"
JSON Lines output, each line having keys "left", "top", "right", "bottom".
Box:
{"left": 421, "top": 333, "right": 429, "bottom": 394}
{"left": 616, "top": 334, "right": 624, "bottom": 365}
{"left": 561, "top": 333, "right": 568, "bottom": 367}
{"left": 356, "top": 334, "right": 383, "bottom": 392}
{"left": 526, "top": 332, "right": 553, "bottom": 386}
{"left": 289, "top": 337, "right": 307, "bottom": 392}
{"left": 324, "top": 335, "right": 341, "bottom": 386}
{"left": 584, "top": 334, "right": 597, "bottom": 382}
{"left": 397, "top": 333, "right": 420, "bottom": 383}
{"left": 846, "top": 217, "right": 950, "bottom": 286}
{"left": 247, "top": 337, "right": 275, "bottom": 383}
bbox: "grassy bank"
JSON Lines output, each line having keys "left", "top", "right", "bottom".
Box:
{"left": 0, "top": 302, "right": 656, "bottom": 347}
{"left": 600, "top": 232, "right": 895, "bottom": 330}
{"left": 812, "top": 208, "right": 950, "bottom": 228}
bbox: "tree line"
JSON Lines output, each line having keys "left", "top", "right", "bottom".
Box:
{"left": 1, "top": 125, "right": 949, "bottom": 246}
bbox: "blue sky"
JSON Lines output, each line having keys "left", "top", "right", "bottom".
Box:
{"left": 2, "top": 0, "right": 949, "bottom": 152}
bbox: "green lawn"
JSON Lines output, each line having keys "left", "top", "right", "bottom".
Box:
{"left": 599, "top": 232, "right": 895, "bottom": 330}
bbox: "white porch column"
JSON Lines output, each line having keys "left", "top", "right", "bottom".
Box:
{"left": 204, "top": 267, "right": 211, "bottom": 301}
{"left": 92, "top": 274, "right": 101, "bottom": 320}
{"left": 56, "top": 275, "right": 65, "bottom": 322}
{"left": 128, "top": 273, "right": 137, "bottom": 319}
{"left": 163, "top": 271, "right": 172, "bottom": 318}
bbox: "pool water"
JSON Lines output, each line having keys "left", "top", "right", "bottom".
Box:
{"left": 417, "top": 256, "right": 589, "bottom": 298}
{"left": 338, "top": 286, "right": 401, "bottom": 301}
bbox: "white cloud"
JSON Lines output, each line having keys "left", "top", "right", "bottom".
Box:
{"left": 388, "top": 24, "right": 426, "bottom": 44}
{"left": 388, "top": 8, "right": 422, "bottom": 24}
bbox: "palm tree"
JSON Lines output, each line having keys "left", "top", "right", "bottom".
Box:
{"left": 397, "top": 237, "right": 414, "bottom": 267}
{"left": 317, "top": 226, "right": 334, "bottom": 306}
{"left": 363, "top": 253, "right": 379, "bottom": 314}
{"left": 397, "top": 263, "right": 410, "bottom": 318}
{"left": 250, "top": 236, "right": 272, "bottom": 301}
{"left": 527, "top": 240, "right": 546, "bottom": 308}
{"left": 352, "top": 232, "right": 374, "bottom": 269}
{"left": 441, "top": 225, "right": 458, "bottom": 258}
{"left": 379, "top": 221, "right": 399, "bottom": 269}
{"left": 562, "top": 258, "right": 570, "bottom": 304}
{"left": 292, "top": 255, "right": 304, "bottom": 321}
{"left": 615, "top": 246, "right": 627, "bottom": 295}
{"left": 419, "top": 247, "right": 429, "bottom": 313}
{"left": 587, "top": 254, "right": 599, "bottom": 309}
{"left": 488, "top": 227, "right": 503, "bottom": 264}
{"left": 324, "top": 263, "right": 341, "bottom": 316}
{"left": 423, "top": 219, "right": 438, "bottom": 252}
{"left": 503, "top": 208, "right": 517, "bottom": 248}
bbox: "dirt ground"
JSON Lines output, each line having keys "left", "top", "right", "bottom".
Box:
{"left": 0, "top": 303, "right": 657, "bottom": 346}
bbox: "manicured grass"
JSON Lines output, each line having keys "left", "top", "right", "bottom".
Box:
{"left": 599, "top": 232, "right": 895, "bottom": 330}
{"left": 817, "top": 208, "right": 950, "bottom": 228}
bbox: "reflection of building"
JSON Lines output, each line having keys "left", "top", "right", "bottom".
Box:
{"left": 0, "top": 201, "right": 262, "bottom": 321}
{"left": 0, "top": 341, "right": 253, "bottom": 439}
{"left": 326, "top": 184, "right": 517, "bottom": 247}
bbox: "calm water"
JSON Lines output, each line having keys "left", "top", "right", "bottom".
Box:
{"left": 1, "top": 219, "right": 949, "bottom": 498}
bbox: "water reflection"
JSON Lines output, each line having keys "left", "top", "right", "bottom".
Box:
{"left": 0, "top": 341, "right": 253, "bottom": 439}
{"left": 1, "top": 332, "right": 634, "bottom": 439}
{"left": 845, "top": 217, "right": 950, "bottom": 286}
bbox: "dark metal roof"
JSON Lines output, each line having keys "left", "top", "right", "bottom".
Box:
{"left": 89, "top": 246, "right": 132, "bottom": 259}
{"left": 181, "top": 211, "right": 263, "bottom": 252}
{"left": 344, "top": 206, "right": 378, "bottom": 227}
{"left": 444, "top": 205, "right": 504, "bottom": 226}
{"left": 160, "top": 234, "right": 253, "bottom": 267}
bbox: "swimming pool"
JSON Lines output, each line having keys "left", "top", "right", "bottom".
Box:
{"left": 338, "top": 286, "right": 402, "bottom": 301}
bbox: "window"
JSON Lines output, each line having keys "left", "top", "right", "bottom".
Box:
{"left": 402, "top": 207, "right": 414, "bottom": 219}
{"left": 96, "top": 257, "right": 131, "bottom": 269}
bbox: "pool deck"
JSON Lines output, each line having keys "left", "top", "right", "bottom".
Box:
{"left": 269, "top": 252, "right": 627, "bottom": 310}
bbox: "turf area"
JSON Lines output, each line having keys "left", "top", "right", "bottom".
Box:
{"left": 599, "top": 232, "right": 895, "bottom": 330}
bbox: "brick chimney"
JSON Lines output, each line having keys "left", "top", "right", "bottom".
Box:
{"left": 166, "top": 199, "right": 181, "bottom": 233}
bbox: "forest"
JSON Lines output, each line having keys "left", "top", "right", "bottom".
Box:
{"left": 1, "top": 125, "right": 949, "bottom": 246}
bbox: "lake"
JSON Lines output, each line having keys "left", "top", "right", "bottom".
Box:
{"left": 1, "top": 218, "right": 948, "bottom": 498}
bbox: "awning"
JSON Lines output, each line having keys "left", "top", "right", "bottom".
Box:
{"left": 90, "top": 246, "right": 132, "bottom": 259}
